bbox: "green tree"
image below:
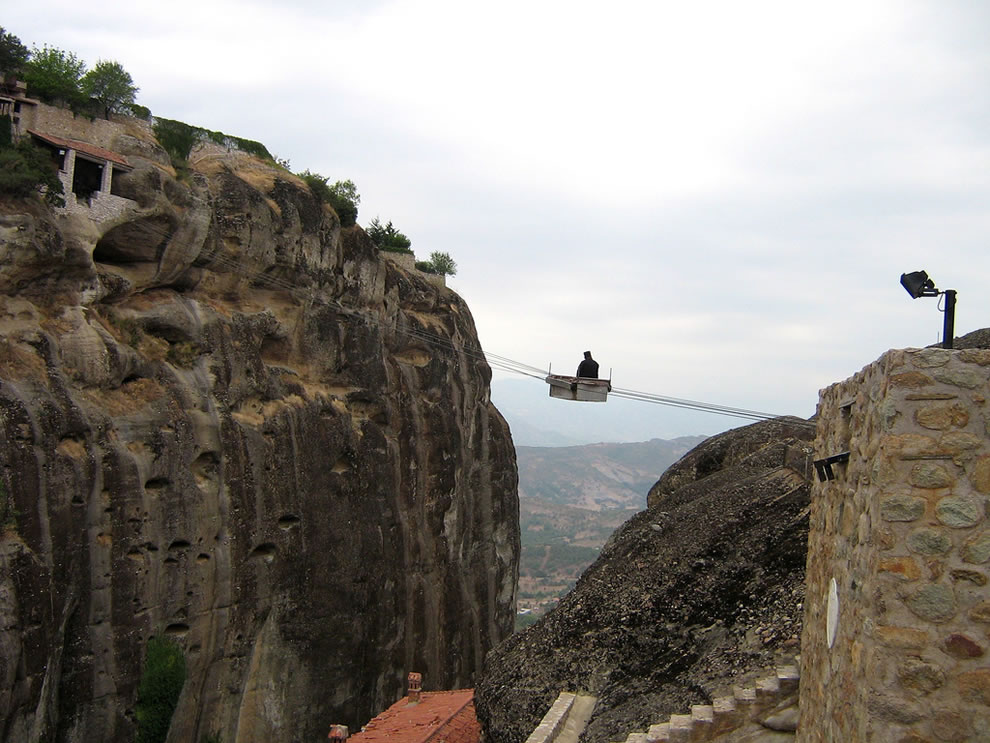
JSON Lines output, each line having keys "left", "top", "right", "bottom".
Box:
{"left": 23, "top": 45, "right": 85, "bottom": 106}
{"left": 366, "top": 216, "right": 412, "bottom": 253}
{"left": 135, "top": 636, "right": 186, "bottom": 743}
{"left": 327, "top": 179, "right": 360, "bottom": 226}
{"left": 426, "top": 251, "right": 457, "bottom": 276}
{"left": 81, "top": 59, "right": 138, "bottom": 118}
{"left": 0, "top": 139, "right": 65, "bottom": 206}
{"left": 0, "top": 28, "right": 29, "bottom": 78}
{"left": 299, "top": 173, "right": 360, "bottom": 226}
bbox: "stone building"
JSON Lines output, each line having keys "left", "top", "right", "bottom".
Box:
{"left": 800, "top": 347, "right": 990, "bottom": 742}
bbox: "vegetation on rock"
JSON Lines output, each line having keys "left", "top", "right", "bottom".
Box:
{"left": 82, "top": 59, "right": 139, "bottom": 119}
{"left": 0, "top": 138, "right": 65, "bottom": 206}
{"left": 135, "top": 636, "right": 186, "bottom": 743}
{"left": 300, "top": 172, "right": 360, "bottom": 226}
{"left": 417, "top": 251, "right": 457, "bottom": 276}
{"left": 23, "top": 44, "right": 86, "bottom": 108}
{"left": 366, "top": 216, "right": 412, "bottom": 253}
{"left": 0, "top": 27, "right": 29, "bottom": 77}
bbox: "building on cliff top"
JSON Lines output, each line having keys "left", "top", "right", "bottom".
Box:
{"left": 341, "top": 674, "right": 479, "bottom": 743}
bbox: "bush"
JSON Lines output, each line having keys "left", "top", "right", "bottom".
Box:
{"left": 153, "top": 117, "right": 273, "bottom": 168}
{"left": 366, "top": 216, "right": 412, "bottom": 253}
{"left": 299, "top": 173, "right": 360, "bottom": 226}
{"left": 135, "top": 636, "right": 186, "bottom": 743}
{"left": 0, "top": 139, "right": 65, "bottom": 206}
{"left": 129, "top": 103, "right": 152, "bottom": 120}
{"left": 422, "top": 251, "right": 457, "bottom": 277}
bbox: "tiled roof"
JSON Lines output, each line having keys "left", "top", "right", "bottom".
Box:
{"left": 348, "top": 690, "right": 480, "bottom": 743}
{"left": 27, "top": 130, "right": 131, "bottom": 168}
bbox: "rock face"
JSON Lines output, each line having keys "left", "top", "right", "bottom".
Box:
{"left": 475, "top": 417, "right": 813, "bottom": 743}
{"left": 0, "top": 136, "right": 518, "bottom": 742}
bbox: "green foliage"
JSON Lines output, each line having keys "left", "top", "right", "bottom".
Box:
{"left": 23, "top": 45, "right": 86, "bottom": 107}
{"left": 153, "top": 117, "right": 272, "bottom": 169}
{"left": 327, "top": 179, "right": 360, "bottom": 226}
{"left": 366, "top": 216, "right": 412, "bottom": 253}
{"left": 0, "top": 27, "right": 29, "bottom": 77}
{"left": 299, "top": 173, "right": 360, "bottom": 226}
{"left": 0, "top": 114, "right": 11, "bottom": 149}
{"left": 200, "top": 733, "right": 222, "bottom": 743}
{"left": 415, "top": 260, "right": 439, "bottom": 274}
{"left": 421, "top": 251, "right": 457, "bottom": 277}
{"left": 0, "top": 139, "right": 65, "bottom": 206}
{"left": 81, "top": 59, "right": 138, "bottom": 119}
{"left": 135, "top": 636, "right": 186, "bottom": 743}
{"left": 129, "top": 103, "right": 152, "bottom": 120}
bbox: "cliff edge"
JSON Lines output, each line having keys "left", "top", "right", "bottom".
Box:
{"left": 0, "top": 120, "right": 518, "bottom": 743}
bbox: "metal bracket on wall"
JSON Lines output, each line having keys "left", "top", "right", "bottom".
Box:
{"left": 813, "top": 452, "right": 850, "bottom": 482}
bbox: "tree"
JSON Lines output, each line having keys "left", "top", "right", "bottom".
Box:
{"left": 82, "top": 59, "right": 138, "bottom": 119}
{"left": 327, "top": 179, "right": 360, "bottom": 226}
{"left": 366, "top": 216, "right": 412, "bottom": 253}
{"left": 427, "top": 251, "right": 457, "bottom": 276}
{"left": 23, "top": 45, "right": 85, "bottom": 106}
{"left": 298, "top": 172, "right": 361, "bottom": 225}
{"left": 0, "top": 28, "right": 28, "bottom": 79}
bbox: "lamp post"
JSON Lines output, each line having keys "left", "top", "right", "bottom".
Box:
{"left": 899, "top": 270, "right": 957, "bottom": 350}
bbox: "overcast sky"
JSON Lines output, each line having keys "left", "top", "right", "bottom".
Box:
{"left": 8, "top": 1, "right": 990, "bottom": 437}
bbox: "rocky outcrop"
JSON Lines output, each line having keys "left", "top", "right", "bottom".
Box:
{"left": 475, "top": 417, "right": 813, "bottom": 743}
{"left": 0, "top": 131, "right": 518, "bottom": 743}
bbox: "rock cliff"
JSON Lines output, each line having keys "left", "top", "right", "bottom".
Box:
{"left": 0, "top": 131, "right": 518, "bottom": 742}
{"left": 475, "top": 417, "right": 813, "bottom": 743}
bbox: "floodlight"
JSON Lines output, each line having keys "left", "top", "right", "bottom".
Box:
{"left": 899, "top": 270, "right": 956, "bottom": 349}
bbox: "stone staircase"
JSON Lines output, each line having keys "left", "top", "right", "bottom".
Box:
{"left": 615, "top": 663, "right": 800, "bottom": 743}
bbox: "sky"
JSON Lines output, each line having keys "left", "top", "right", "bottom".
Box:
{"left": 8, "top": 1, "right": 990, "bottom": 438}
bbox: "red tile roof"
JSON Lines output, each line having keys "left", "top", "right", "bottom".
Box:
{"left": 27, "top": 130, "right": 131, "bottom": 168}
{"left": 348, "top": 690, "right": 480, "bottom": 743}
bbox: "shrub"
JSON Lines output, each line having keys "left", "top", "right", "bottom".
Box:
{"left": 81, "top": 59, "right": 138, "bottom": 119}
{"left": 367, "top": 217, "right": 412, "bottom": 253}
{"left": 135, "top": 636, "right": 186, "bottom": 743}
{"left": 424, "top": 251, "right": 457, "bottom": 277}
{"left": 0, "top": 139, "right": 65, "bottom": 206}
{"left": 129, "top": 103, "right": 152, "bottom": 120}
{"left": 153, "top": 118, "right": 273, "bottom": 167}
{"left": 299, "top": 173, "right": 360, "bottom": 226}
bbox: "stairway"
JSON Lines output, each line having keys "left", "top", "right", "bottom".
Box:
{"left": 615, "top": 664, "right": 800, "bottom": 743}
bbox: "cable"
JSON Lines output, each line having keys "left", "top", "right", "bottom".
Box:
{"left": 99, "top": 217, "right": 813, "bottom": 426}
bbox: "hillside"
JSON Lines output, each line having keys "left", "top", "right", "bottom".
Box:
{"left": 477, "top": 417, "right": 815, "bottom": 743}
{"left": 515, "top": 438, "right": 704, "bottom": 621}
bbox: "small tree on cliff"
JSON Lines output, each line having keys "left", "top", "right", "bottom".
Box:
{"left": 366, "top": 216, "right": 412, "bottom": 253}
{"left": 81, "top": 59, "right": 138, "bottom": 119}
{"left": 426, "top": 251, "right": 457, "bottom": 276}
{"left": 299, "top": 172, "right": 361, "bottom": 227}
{"left": 23, "top": 45, "right": 86, "bottom": 107}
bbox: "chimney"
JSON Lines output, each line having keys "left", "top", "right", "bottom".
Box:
{"left": 407, "top": 672, "right": 422, "bottom": 703}
{"left": 328, "top": 724, "right": 349, "bottom": 741}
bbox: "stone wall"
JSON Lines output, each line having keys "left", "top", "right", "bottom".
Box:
{"left": 798, "top": 347, "right": 990, "bottom": 742}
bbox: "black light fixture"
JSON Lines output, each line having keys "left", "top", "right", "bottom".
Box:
{"left": 900, "top": 270, "right": 957, "bottom": 349}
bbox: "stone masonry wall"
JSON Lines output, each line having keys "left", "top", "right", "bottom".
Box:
{"left": 798, "top": 347, "right": 990, "bottom": 742}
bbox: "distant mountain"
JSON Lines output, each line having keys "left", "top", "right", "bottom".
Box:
{"left": 517, "top": 437, "right": 707, "bottom": 511}
{"left": 515, "top": 436, "right": 707, "bottom": 623}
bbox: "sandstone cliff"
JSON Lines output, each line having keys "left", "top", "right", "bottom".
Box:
{"left": 476, "top": 417, "right": 813, "bottom": 743}
{"left": 0, "top": 128, "right": 518, "bottom": 742}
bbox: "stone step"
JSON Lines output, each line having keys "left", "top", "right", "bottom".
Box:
{"left": 667, "top": 714, "right": 693, "bottom": 743}
{"left": 777, "top": 665, "right": 800, "bottom": 695}
{"left": 756, "top": 676, "right": 780, "bottom": 707}
{"left": 711, "top": 696, "right": 738, "bottom": 734}
{"left": 688, "top": 705, "right": 713, "bottom": 742}
{"left": 612, "top": 663, "right": 803, "bottom": 743}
